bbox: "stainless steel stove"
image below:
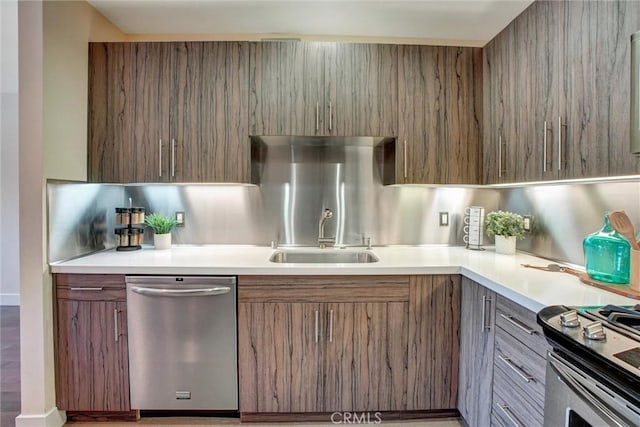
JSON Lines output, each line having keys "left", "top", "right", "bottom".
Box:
{"left": 538, "top": 305, "right": 640, "bottom": 426}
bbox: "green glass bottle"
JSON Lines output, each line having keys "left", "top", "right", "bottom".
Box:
{"left": 583, "top": 213, "right": 631, "bottom": 284}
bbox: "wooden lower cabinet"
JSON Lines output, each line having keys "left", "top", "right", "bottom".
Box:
{"left": 54, "top": 274, "right": 130, "bottom": 411}
{"left": 238, "top": 275, "right": 460, "bottom": 415}
{"left": 457, "top": 277, "right": 497, "bottom": 427}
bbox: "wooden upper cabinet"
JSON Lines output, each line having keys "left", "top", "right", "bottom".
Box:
{"left": 172, "top": 42, "right": 250, "bottom": 182}
{"left": 485, "top": 0, "right": 640, "bottom": 182}
{"left": 249, "top": 42, "right": 397, "bottom": 137}
{"left": 483, "top": 22, "right": 517, "bottom": 184}
{"left": 88, "top": 41, "right": 249, "bottom": 183}
{"left": 399, "top": 45, "right": 481, "bottom": 184}
{"left": 88, "top": 43, "right": 136, "bottom": 183}
{"left": 325, "top": 43, "right": 398, "bottom": 137}
{"left": 249, "top": 42, "right": 324, "bottom": 136}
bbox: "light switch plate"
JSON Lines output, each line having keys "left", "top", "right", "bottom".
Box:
{"left": 439, "top": 212, "right": 449, "bottom": 226}
{"left": 523, "top": 215, "right": 532, "bottom": 232}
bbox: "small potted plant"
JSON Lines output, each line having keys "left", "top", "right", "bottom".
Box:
{"left": 144, "top": 212, "right": 177, "bottom": 250}
{"left": 485, "top": 210, "right": 525, "bottom": 255}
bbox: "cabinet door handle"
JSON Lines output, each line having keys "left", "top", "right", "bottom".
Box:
{"left": 498, "top": 355, "right": 534, "bottom": 383}
{"left": 113, "top": 308, "right": 119, "bottom": 342}
{"left": 481, "top": 295, "right": 492, "bottom": 332}
{"left": 328, "top": 101, "right": 332, "bottom": 131}
{"left": 558, "top": 115, "right": 567, "bottom": 171}
{"left": 171, "top": 138, "right": 176, "bottom": 178}
{"left": 498, "top": 134, "right": 502, "bottom": 178}
{"left": 500, "top": 313, "right": 536, "bottom": 335}
{"left": 543, "top": 121, "right": 548, "bottom": 172}
{"left": 403, "top": 140, "right": 408, "bottom": 180}
{"left": 497, "top": 403, "right": 524, "bottom": 427}
{"left": 329, "top": 309, "right": 334, "bottom": 343}
{"left": 158, "top": 138, "right": 163, "bottom": 177}
{"left": 316, "top": 102, "right": 319, "bottom": 131}
{"left": 315, "top": 310, "right": 319, "bottom": 343}
{"left": 70, "top": 287, "right": 104, "bottom": 291}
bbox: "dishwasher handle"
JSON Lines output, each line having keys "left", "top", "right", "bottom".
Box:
{"left": 130, "top": 286, "right": 231, "bottom": 297}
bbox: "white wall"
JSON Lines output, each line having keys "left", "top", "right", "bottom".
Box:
{"left": 15, "top": 1, "right": 125, "bottom": 425}
{"left": 43, "top": 0, "right": 126, "bottom": 180}
{"left": 1, "top": 0, "right": 20, "bottom": 306}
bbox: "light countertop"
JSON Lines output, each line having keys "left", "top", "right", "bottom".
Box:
{"left": 50, "top": 245, "right": 639, "bottom": 312}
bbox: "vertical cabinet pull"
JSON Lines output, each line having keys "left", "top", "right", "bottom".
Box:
{"left": 403, "top": 140, "right": 408, "bottom": 180}
{"left": 328, "top": 102, "right": 333, "bottom": 131}
{"left": 498, "top": 135, "right": 503, "bottom": 178}
{"left": 315, "top": 310, "right": 319, "bottom": 343}
{"left": 481, "top": 295, "right": 492, "bottom": 332}
{"left": 558, "top": 116, "right": 567, "bottom": 171}
{"left": 171, "top": 138, "right": 176, "bottom": 178}
{"left": 316, "top": 102, "right": 319, "bottom": 131}
{"left": 543, "top": 121, "right": 548, "bottom": 172}
{"left": 329, "top": 309, "right": 334, "bottom": 343}
{"left": 158, "top": 139, "right": 163, "bottom": 177}
{"left": 113, "top": 308, "right": 119, "bottom": 342}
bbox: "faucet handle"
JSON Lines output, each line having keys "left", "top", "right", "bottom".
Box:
{"left": 271, "top": 240, "right": 278, "bottom": 249}
{"left": 366, "top": 237, "right": 372, "bottom": 250}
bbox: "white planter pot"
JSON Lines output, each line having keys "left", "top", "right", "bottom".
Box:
{"left": 153, "top": 233, "right": 172, "bottom": 250}
{"left": 495, "top": 235, "right": 516, "bottom": 255}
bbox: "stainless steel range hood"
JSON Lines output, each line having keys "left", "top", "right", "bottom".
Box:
{"left": 632, "top": 31, "right": 640, "bottom": 155}
{"left": 250, "top": 135, "right": 396, "bottom": 246}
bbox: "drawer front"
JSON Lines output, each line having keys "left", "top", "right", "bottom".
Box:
{"left": 492, "top": 366, "right": 544, "bottom": 427}
{"left": 238, "top": 275, "right": 410, "bottom": 303}
{"left": 494, "top": 329, "right": 546, "bottom": 405}
{"left": 496, "top": 295, "right": 547, "bottom": 357}
{"left": 55, "top": 274, "right": 126, "bottom": 301}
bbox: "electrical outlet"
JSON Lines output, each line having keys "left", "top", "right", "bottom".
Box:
{"left": 439, "top": 212, "right": 449, "bottom": 226}
{"left": 175, "top": 211, "right": 185, "bottom": 227}
{"left": 523, "top": 215, "right": 532, "bottom": 232}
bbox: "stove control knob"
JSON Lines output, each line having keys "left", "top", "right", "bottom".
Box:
{"left": 559, "top": 310, "right": 581, "bottom": 328}
{"left": 583, "top": 322, "right": 606, "bottom": 341}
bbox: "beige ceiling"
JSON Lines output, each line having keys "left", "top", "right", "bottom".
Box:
{"left": 86, "top": 0, "right": 534, "bottom": 47}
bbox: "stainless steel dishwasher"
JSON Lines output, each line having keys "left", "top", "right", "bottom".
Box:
{"left": 126, "top": 276, "right": 237, "bottom": 410}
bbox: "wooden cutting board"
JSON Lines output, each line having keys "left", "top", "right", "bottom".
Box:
{"left": 522, "top": 263, "right": 640, "bottom": 300}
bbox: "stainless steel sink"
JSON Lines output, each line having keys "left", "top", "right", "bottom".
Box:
{"left": 269, "top": 250, "right": 379, "bottom": 264}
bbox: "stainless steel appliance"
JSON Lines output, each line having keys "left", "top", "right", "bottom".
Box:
{"left": 126, "top": 276, "right": 238, "bottom": 410}
{"left": 538, "top": 306, "right": 640, "bottom": 426}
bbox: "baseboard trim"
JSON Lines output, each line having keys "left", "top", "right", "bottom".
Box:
{"left": 15, "top": 407, "right": 66, "bottom": 427}
{"left": 0, "top": 293, "right": 20, "bottom": 306}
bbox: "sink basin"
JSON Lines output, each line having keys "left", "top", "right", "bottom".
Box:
{"left": 269, "top": 250, "right": 379, "bottom": 264}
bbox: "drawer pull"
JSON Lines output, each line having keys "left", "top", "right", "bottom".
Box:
{"left": 500, "top": 313, "right": 536, "bottom": 335}
{"left": 69, "top": 287, "right": 104, "bottom": 291}
{"left": 498, "top": 354, "right": 534, "bottom": 383}
{"left": 498, "top": 403, "right": 524, "bottom": 427}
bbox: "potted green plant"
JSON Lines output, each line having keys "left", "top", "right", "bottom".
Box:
{"left": 485, "top": 210, "right": 525, "bottom": 255}
{"left": 144, "top": 212, "right": 177, "bottom": 250}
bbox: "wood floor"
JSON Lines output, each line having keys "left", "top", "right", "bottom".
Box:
{"left": 0, "top": 306, "right": 461, "bottom": 427}
{"left": 1, "top": 306, "right": 20, "bottom": 427}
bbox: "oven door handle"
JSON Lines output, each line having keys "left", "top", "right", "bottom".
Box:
{"left": 548, "top": 356, "right": 629, "bottom": 427}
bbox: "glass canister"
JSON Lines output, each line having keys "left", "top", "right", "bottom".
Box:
{"left": 583, "top": 213, "right": 631, "bottom": 284}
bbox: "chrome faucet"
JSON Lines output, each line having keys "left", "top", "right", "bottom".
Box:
{"left": 318, "top": 208, "right": 335, "bottom": 248}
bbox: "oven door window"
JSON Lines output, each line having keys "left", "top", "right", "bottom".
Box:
{"left": 545, "top": 353, "right": 640, "bottom": 426}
